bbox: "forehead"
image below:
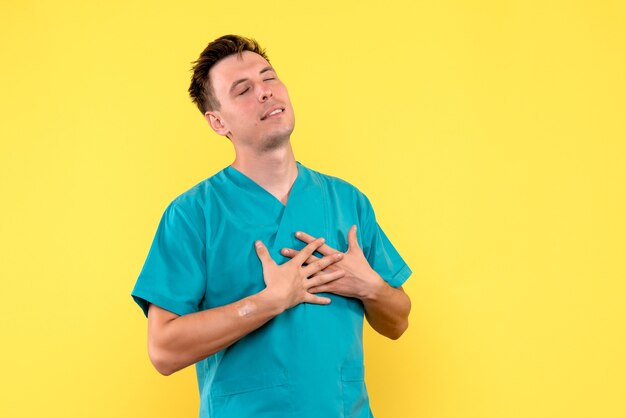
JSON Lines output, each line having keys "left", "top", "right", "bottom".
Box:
{"left": 209, "top": 51, "right": 272, "bottom": 93}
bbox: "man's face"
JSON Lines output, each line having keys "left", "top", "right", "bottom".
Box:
{"left": 205, "top": 51, "right": 295, "bottom": 151}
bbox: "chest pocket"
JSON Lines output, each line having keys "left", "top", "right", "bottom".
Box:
{"left": 210, "top": 369, "right": 295, "bottom": 418}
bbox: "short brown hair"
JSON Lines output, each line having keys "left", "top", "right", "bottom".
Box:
{"left": 188, "top": 34, "right": 269, "bottom": 114}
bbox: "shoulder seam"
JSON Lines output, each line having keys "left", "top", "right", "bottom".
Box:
{"left": 169, "top": 202, "right": 206, "bottom": 245}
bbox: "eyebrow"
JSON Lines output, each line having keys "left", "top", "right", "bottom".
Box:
{"left": 229, "top": 66, "right": 276, "bottom": 94}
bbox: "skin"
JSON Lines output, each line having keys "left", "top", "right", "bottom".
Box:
{"left": 204, "top": 51, "right": 299, "bottom": 203}
{"left": 282, "top": 227, "right": 411, "bottom": 340}
{"left": 147, "top": 50, "right": 411, "bottom": 376}
{"left": 148, "top": 238, "right": 344, "bottom": 375}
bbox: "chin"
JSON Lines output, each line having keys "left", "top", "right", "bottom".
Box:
{"left": 261, "top": 123, "right": 294, "bottom": 150}
{"left": 260, "top": 133, "right": 291, "bottom": 152}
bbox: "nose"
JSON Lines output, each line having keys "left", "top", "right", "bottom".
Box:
{"left": 259, "top": 85, "right": 272, "bottom": 102}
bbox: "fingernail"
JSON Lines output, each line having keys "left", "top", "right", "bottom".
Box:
{"left": 255, "top": 241, "right": 262, "bottom": 248}
{"left": 335, "top": 253, "right": 343, "bottom": 259}
{"left": 295, "top": 231, "right": 301, "bottom": 237}
{"left": 282, "top": 249, "right": 290, "bottom": 254}
{"left": 320, "top": 238, "right": 325, "bottom": 243}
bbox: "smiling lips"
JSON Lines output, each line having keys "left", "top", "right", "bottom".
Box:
{"left": 261, "top": 106, "right": 285, "bottom": 120}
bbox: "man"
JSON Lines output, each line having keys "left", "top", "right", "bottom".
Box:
{"left": 132, "top": 34, "right": 412, "bottom": 418}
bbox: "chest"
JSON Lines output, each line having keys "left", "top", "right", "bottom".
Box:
{"left": 201, "top": 182, "right": 361, "bottom": 309}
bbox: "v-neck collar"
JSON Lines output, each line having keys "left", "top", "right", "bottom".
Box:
{"left": 224, "top": 161, "right": 306, "bottom": 208}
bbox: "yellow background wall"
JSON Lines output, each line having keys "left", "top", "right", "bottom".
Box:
{"left": 1, "top": 1, "right": 624, "bottom": 417}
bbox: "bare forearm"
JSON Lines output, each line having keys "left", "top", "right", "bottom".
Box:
{"left": 148, "top": 289, "right": 283, "bottom": 375}
{"left": 362, "top": 280, "right": 411, "bottom": 340}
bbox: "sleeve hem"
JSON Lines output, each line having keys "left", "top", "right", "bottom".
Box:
{"left": 385, "top": 264, "right": 412, "bottom": 288}
{"left": 131, "top": 288, "right": 197, "bottom": 318}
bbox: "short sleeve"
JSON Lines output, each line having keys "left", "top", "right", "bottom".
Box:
{"left": 357, "top": 193, "right": 412, "bottom": 288}
{"left": 131, "top": 202, "right": 207, "bottom": 317}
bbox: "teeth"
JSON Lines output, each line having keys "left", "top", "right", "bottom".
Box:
{"left": 269, "top": 109, "right": 283, "bottom": 116}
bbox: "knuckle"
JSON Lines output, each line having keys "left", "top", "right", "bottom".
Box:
{"left": 322, "top": 257, "right": 334, "bottom": 267}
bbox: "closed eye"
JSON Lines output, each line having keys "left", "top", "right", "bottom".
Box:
{"left": 238, "top": 88, "right": 249, "bottom": 96}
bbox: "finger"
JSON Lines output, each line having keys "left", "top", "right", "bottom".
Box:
{"left": 305, "top": 269, "right": 344, "bottom": 289}
{"left": 308, "top": 284, "right": 333, "bottom": 294}
{"left": 282, "top": 249, "right": 334, "bottom": 278}
{"left": 293, "top": 237, "right": 326, "bottom": 265}
{"left": 254, "top": 241, "right": 275, "bottom": 266}
{"left": 347, "top": 225, "right": 360, "bottom": 251}
{"left": 302, "top": 252, "right": 343, "bottom": 277}
{"left": 295, "top": 231, "right": 339, "bottom": 256}
{"left": 303, "top": 293, "right": 331, "bottom": 305}
{"left": 282, "top": 248, "right": 325, "bottom": 266}
{"left": 281, "top": 247, "right": 298, "bottom": 259}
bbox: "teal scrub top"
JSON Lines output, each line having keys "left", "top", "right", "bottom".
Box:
{"left": 132, "top": 162, "right": 412, "bottom": 418}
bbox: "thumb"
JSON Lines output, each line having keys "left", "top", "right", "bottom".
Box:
{"left": 254, "top": 240, "right": 274, "bottom": 266}
{"left": 348, "top": 225, "right": 360, "bottom": 252}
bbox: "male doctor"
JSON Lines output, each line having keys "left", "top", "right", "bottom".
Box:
{"left": 132, "top": 34, "right": 412, "bottom": 418}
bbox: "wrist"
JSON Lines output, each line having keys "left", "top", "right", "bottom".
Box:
{"left": 359, "top": 271, "right": 388, "bottom": 302}
{"left": 256, "top": 288, "right": 288, "bottom": 316}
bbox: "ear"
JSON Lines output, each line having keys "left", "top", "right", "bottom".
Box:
{"left": 204, "top": 111, "right": 229, "bottom": 136}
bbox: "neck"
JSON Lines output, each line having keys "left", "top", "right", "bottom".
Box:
{"left": 231, "top": 142, "right": 298, "bottom": 205}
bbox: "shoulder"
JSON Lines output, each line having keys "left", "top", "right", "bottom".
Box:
{"left": 300, "top": 162, "right": 373, "bottom": 211}
{"left": 300, "top": 163, "right": 364, "bottom": 196}
{"left": 164, "top": 167, "right": 229, "bottom": 222}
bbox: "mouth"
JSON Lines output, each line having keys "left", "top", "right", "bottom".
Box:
{"left": 261, "top": 106, "right": 285, "bottom": 120}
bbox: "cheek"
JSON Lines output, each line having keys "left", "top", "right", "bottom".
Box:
{"left": 223, "top": 107, "right": 257, "bottom": 128}
{"left": 283, "top": 94, "right": 295, "bottom": 116}
{"left": 278, "top": 85, "right": 291, "bottom": 101}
